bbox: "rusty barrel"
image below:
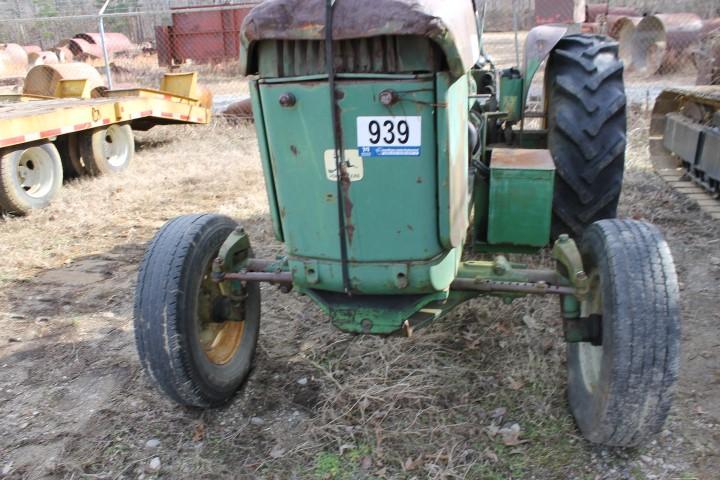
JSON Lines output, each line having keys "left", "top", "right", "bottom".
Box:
{"left": 586, "top": 4, "right": 639, "bottom": 23}
{"left": 0, "top": 43, "right": 29, "bottom": 77}
{"left": 607, "top": 15, "right": 643, "bottom": 67}
{"left": 632, "top": 13, "right": 704, "bottom": 76}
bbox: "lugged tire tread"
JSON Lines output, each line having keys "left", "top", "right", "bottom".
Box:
{"left": 547, "top": 34, "right": 627, "bottom": 238}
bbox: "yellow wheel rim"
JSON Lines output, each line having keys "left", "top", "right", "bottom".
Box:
{"left": 197, "top": 261, "right": 245, "bottom": 366}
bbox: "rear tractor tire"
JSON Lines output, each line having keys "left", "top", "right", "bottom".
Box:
{"left": 134, "top": 214, "right": 261, "bottom": 407}
{"left": 79, "top": 123, "right": 135, "bottom": 176}
{"left": 567, "top": 219, "right": 680, "bottom": 446}
{"left": 0, "top": 142, "right": 63, "bottom": 215}
{"left": 546, "top": 35, "right": 627, "bottom": 239}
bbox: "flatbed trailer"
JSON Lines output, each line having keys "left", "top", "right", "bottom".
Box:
{"left": 0, "top": 71, "right": 211, "bottom": 215}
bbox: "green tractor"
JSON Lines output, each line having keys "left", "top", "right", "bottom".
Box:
{"left": 134, "top": 0, "right": 679, "bottom": 446}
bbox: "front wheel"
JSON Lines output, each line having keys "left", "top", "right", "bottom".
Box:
{"left": 568, "top": 219, "right": 680, "bottom": 446}
{"left": 134, "top": 214, "right": 260, "bottom": 407}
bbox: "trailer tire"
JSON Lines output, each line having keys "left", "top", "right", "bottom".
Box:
{"left": 546, "top": 35, "right": 627, "bottom": 239}
{"left": 567, "top": 219, "right": 680, "bottom": 446}
{"left": 79, "top": 123, "right": 134, "bottom": 176}
{"left": 0, "top": 142, "right": 63, "bottom": 215}
{"left": 134, "top": 214, "right": 260, "bottom": 408}
{"left": 55, "top": 134, "right": 87, "bottom": 178}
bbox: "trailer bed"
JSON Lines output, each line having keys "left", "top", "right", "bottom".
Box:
{"left": 0, "top": 89, "right": 210, "bottom": 149}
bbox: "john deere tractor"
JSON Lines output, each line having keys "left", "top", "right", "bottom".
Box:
{"left": 134, "top": 0, "right": 679, "bottom": 446}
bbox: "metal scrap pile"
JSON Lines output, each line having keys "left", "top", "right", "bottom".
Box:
{"left": 1, "top": 33, "right": 135, "bottom": 79}
{"left": 536, "top": 1, "right": 720, "bottom": 83}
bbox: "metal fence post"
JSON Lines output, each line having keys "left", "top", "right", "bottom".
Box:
{"left": 99, "top": 0, "right": 113, "bottom": 90}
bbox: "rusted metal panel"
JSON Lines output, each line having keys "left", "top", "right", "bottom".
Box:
{"left": 696, "top": 29, "right": 720, "bottom": 85}
{"left": 161, "top": 5, "right": 253, "bottom": 65}
{"left": 155, "top": 26, "right": 172, "bottom": 67}
{"left": 241, "top": 0, "right": 479, "bottom": 78}
{"left": 586, "top": 4, "right": 639, "bottom": 23}
{"left": 535, "top": 0, "right": 586, "bottom": 25}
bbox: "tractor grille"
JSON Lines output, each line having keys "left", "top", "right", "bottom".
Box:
{"left": 256, "top": 36, "right": 442, "bottom": 78}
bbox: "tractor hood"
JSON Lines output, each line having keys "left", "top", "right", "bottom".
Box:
{"left": 240, "top": 0, "right": 480, "bottom": 78}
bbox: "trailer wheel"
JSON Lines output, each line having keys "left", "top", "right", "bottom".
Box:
{"left": 0, "top": 142, "right": 63, "bottom": 215}
{"left": 134, "top": 214, "right": 260, "bottom": 407}
{"left": 568, "top": 219, "right": 679, "bottom": 446}
{"left": 546, "top": 35, "right": 627, "bottom": 239}
{"left": 55, "top": 134, "right": 87, "bottom": 178}
{"left": 79, "top": 123, "right": 134, "bottom": 176}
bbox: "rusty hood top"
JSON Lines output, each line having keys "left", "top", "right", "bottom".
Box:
{"left": 240, "top": 0, "right": 480, "bottom": 78}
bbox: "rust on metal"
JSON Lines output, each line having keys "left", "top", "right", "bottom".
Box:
{"left": 22, "top": 45, "right": 42, "bottom": 55}
{"left": 451, "top": 278, "right": 576, "bottom": 296}
{"left": 696, "top": 21, "right": 720, "bottom": 85}
{"left": 631, "top": 13, "right": 704, "bottom": 76}
{"left": 220, "top": 271, "right": 293, "bottom": 284}
{"left": 240, "top": 0, "right": 479, "bottom": 78}
{"left": 607, "top": 15, "right": 642, "bottom": 66}
{"left": 28, "top": 51, "right": 59, "bottom": 67}
{"left": 155, "top": 4, "right": 255, "bottom": 65}
{"left": 586, "top": 4, "right": 639, "bottom": 23}
{"left": 491, "top": 148, "right": 555, "bottom": 170}
{"left": 0, "top": 43, "right": 29, "bottom": 77}
{"left": 22, "top": 63, "right": 104, "bottom": 98}
{"left": 223, "top": 96, "right": 253, "bottom": 119}
{"left": 535, "top": 0, "right": 586, "bottom": 25}
{"left": 650, "top": 86, "right": 720, "bottom": 219}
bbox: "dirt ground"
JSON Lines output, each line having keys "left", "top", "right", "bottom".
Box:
{"left": 1, "top": 36, "right": 720, "bottom": 480}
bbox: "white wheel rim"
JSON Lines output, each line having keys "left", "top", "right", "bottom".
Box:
{"left": 14, "top": 146, "right": 57, "bottom": 199}
{"left": 102, "top": 125, "right": 131, "bottom": 168}
{"left": 578, "top": 271, "right": 603, "bottom": 393}
{"left": 578, "top": 342, "right": 603, "bottom": 394}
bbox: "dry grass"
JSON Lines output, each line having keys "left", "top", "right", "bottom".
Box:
{"left": 0, "top": 108, "right": 712, "bottom": 479}
{"left": 1, "top": 39, "right": 719, "bottom": 478}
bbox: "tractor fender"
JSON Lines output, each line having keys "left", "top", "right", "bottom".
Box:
{"left": 521, "top": 24, "right": 569, "bottom": 112}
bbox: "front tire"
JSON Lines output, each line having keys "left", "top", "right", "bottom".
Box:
{"left": 568, "top": 220, "right": 680, "bottom": 446}
{"left": 134, "top": 214, "right": 260, "bottom": 407}
{"left": 547, "top": 35, "right": 627, "bottom": 239}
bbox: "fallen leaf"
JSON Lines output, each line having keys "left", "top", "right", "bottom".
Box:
{"left": 339, "top": 443, "right": 355, "bottom": 455}
{"left": 269, "top": 444, "right": 285, "bottom": 459}
{"left": 402, "top": 455, "right": 423, "bottom": 471}
{"left": 490, "top": 407, "right": 506, "bottom": 419}
{"left": 360, "top": 456, "right": 372, "bottom": 470}
{"left": 522, "top": 315, "right": 538, "bottom": 329}
{"left": 498, "top": 423, "right": 528, "bottom": 446}
{"left": 192, "top": 422, "right": 205, "bottom": 442}
{"left": 507, "top": 377, "right": 524, "bottom": 390}
{"left": 482, "top": 448, "right": 498, "bottom": 463}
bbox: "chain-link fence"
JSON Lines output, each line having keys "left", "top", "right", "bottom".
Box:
{"left": 0, "top": 0, "right": 718, "bottom": 115}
